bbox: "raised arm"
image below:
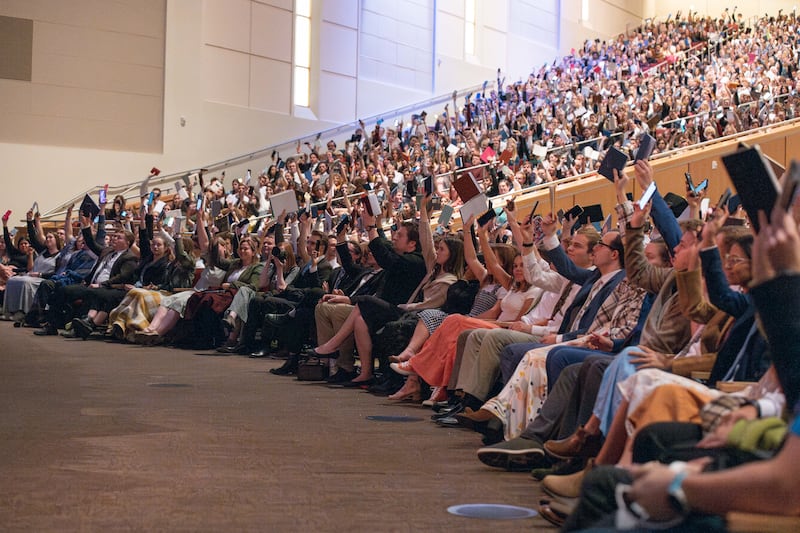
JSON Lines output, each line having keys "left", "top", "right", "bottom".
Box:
{"left": 462, "top": 215, "right": 487, "bottom": 282}
{"left": 63, "top": 203, "right": 75, "bottom": 242}
{"left": 196, "top": 209, "right": 210, "bottom": 256}
{"left": 477, "top": 222, "right": 512, "bottom": 289}
{"left": 418, "top": 192, "right": 436, "bottom": 271}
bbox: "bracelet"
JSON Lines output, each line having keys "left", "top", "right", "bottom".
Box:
{"left": 522, "top": 242, "right": 534, "bottom": 248}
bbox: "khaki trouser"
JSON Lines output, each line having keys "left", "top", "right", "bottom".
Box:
{"left": 455, "top": 328, "right": 540, "bottom": 401}
{"left": 315, "top": 302, "right": 356, "bottom": 372}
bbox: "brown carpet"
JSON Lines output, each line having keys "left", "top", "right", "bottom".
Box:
{"left": 0, "top": 322, "right": 555, "bottom": 531}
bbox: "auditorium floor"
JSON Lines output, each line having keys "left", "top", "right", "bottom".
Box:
{"left": 0, "top": 322, "right": 554, "bottom": 531}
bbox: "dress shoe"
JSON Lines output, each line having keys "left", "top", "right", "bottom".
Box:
{"left": 34, "top": 325, "right": 58, "bottom": 336}
{"left": 538, "top": 503, "right": 568, "bottom": 528}
{"left": 435, "top": 416, "right": 460, "bottom": 427}
{"left": 60, "top": 329, "right": 78, "bottom": 339}
{"left": 339, "top": 377, "right": 375, "bottom": 388}
{"left": 269, "top": 356, "right": 298, "bottom": 376}
{"left": 326, "top": 368, "right": 358, "bottom": 383}
{"left": 430, "top": 402, "right": 464, "bottom": 421}
{"left": 477, "top": 437, "right": 549, "bottom": 471}
{"left": 215, "top": 343, "right": 243, "bottom": 354}
{"left": 542, "top": 459, "right": 594, "bottom": 499}
{"left": 544, "top": 425, "right": 604, "bottom": 460}
{"left": 248, "top": 349, "right": 269, "bottom": 358}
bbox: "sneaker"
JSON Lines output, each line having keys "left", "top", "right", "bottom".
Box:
{"left": 477, "top": 437, "right": 550, "bottom": 471}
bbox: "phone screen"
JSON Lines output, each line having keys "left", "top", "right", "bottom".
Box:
{"left": 99, "top": 189, "right": 107, "bottom": 205}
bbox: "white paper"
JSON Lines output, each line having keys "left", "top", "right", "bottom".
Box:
{"left": 459, "top": 194, "right": 490, "bottom": 226}
{"left": 532, "top": 144, "right": 548, "bottom": 158}
{"left": 270, "top": 189, "right": 299, "bottom": 217}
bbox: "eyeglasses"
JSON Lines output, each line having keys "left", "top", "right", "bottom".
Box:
{"left": 724, "top": 254, "right": 750, "bottom": 266}
{"left": 594, "top": 241, "right": 619, "bottom": 253}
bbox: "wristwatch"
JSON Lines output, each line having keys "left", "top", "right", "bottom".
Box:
{"left": 667, "top": 470, "right": 690, "bottom": 516}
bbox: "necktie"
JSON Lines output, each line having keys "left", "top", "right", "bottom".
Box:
{"left": 549, "top": 281, "right": 575, "bottom": 321}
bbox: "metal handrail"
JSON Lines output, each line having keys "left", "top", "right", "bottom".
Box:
{"left": 38, "top": 83, "right": 486, "bottom": 221}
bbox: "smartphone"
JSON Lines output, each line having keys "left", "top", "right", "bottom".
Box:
{"left": 2, "top": 210, "right": 11, "bottom": 222}
{"left": 406, "top": 180, "right": 416, "bottom": 198}
{"left": 315, "top": 240, "right": 322, "bottom": 252}
{"left": 477, "top": 207, "right": 497, "bottom": 227}
{"left": 310, "top": 205, "right": 319, "bottom": 218}
{"left": 635, "top": 133, "right": 656, "bottom": 162}
{"left": 98, "top": 187, "right": 107, "bottom": 205}
{"left": 120, "top": 210, "right": 128, "bottom": 219}
{"left": 564, "top": 204, "right": 584, "bottom": 220}
{"left": 423, "top": 176, "right": 433, "bottom": 195}
{"left": 638, "top": 181, "right": 657, "bottom": 209}
{"left": 716, "top": 188, "right": 732, "bottom": 212}
{"left": 196, "top": 196, "right": 203, "bottom": 211}
{"left": 335, "top": 214, "right": 351, "bottom": 235}
{"left": 779, "top": 160, "right": 800, "bottom": 210}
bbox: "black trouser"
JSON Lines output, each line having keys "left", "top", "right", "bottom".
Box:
{"left": 520, "top": 355, "right": 614, "bottom": 444}
{"left": 45, "top": 283, "right": 92, "bottom": 328}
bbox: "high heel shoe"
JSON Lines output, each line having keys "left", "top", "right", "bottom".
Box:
{"left": 388, "top": 379, "right": 421, "bottom": 401}
{"left": 421, "top": 386, "right": 447, "bottom": 407}
{"left": 389, "top": 361, "right": 415, "bottom": 376}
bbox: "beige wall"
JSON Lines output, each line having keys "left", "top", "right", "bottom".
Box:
{"left": 0, "top": 0, "right": 166, "bottom": 153}
{"left": 2, "top": 0, "right": 799, "bottom": 224}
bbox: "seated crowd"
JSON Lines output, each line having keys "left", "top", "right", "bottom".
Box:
{"left": 2, "top": 9, "right": 800, "bottom": 532}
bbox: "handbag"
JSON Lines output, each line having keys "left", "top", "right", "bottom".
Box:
{"left": 296, "top": 357, "right": 329, "bottom": 381}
